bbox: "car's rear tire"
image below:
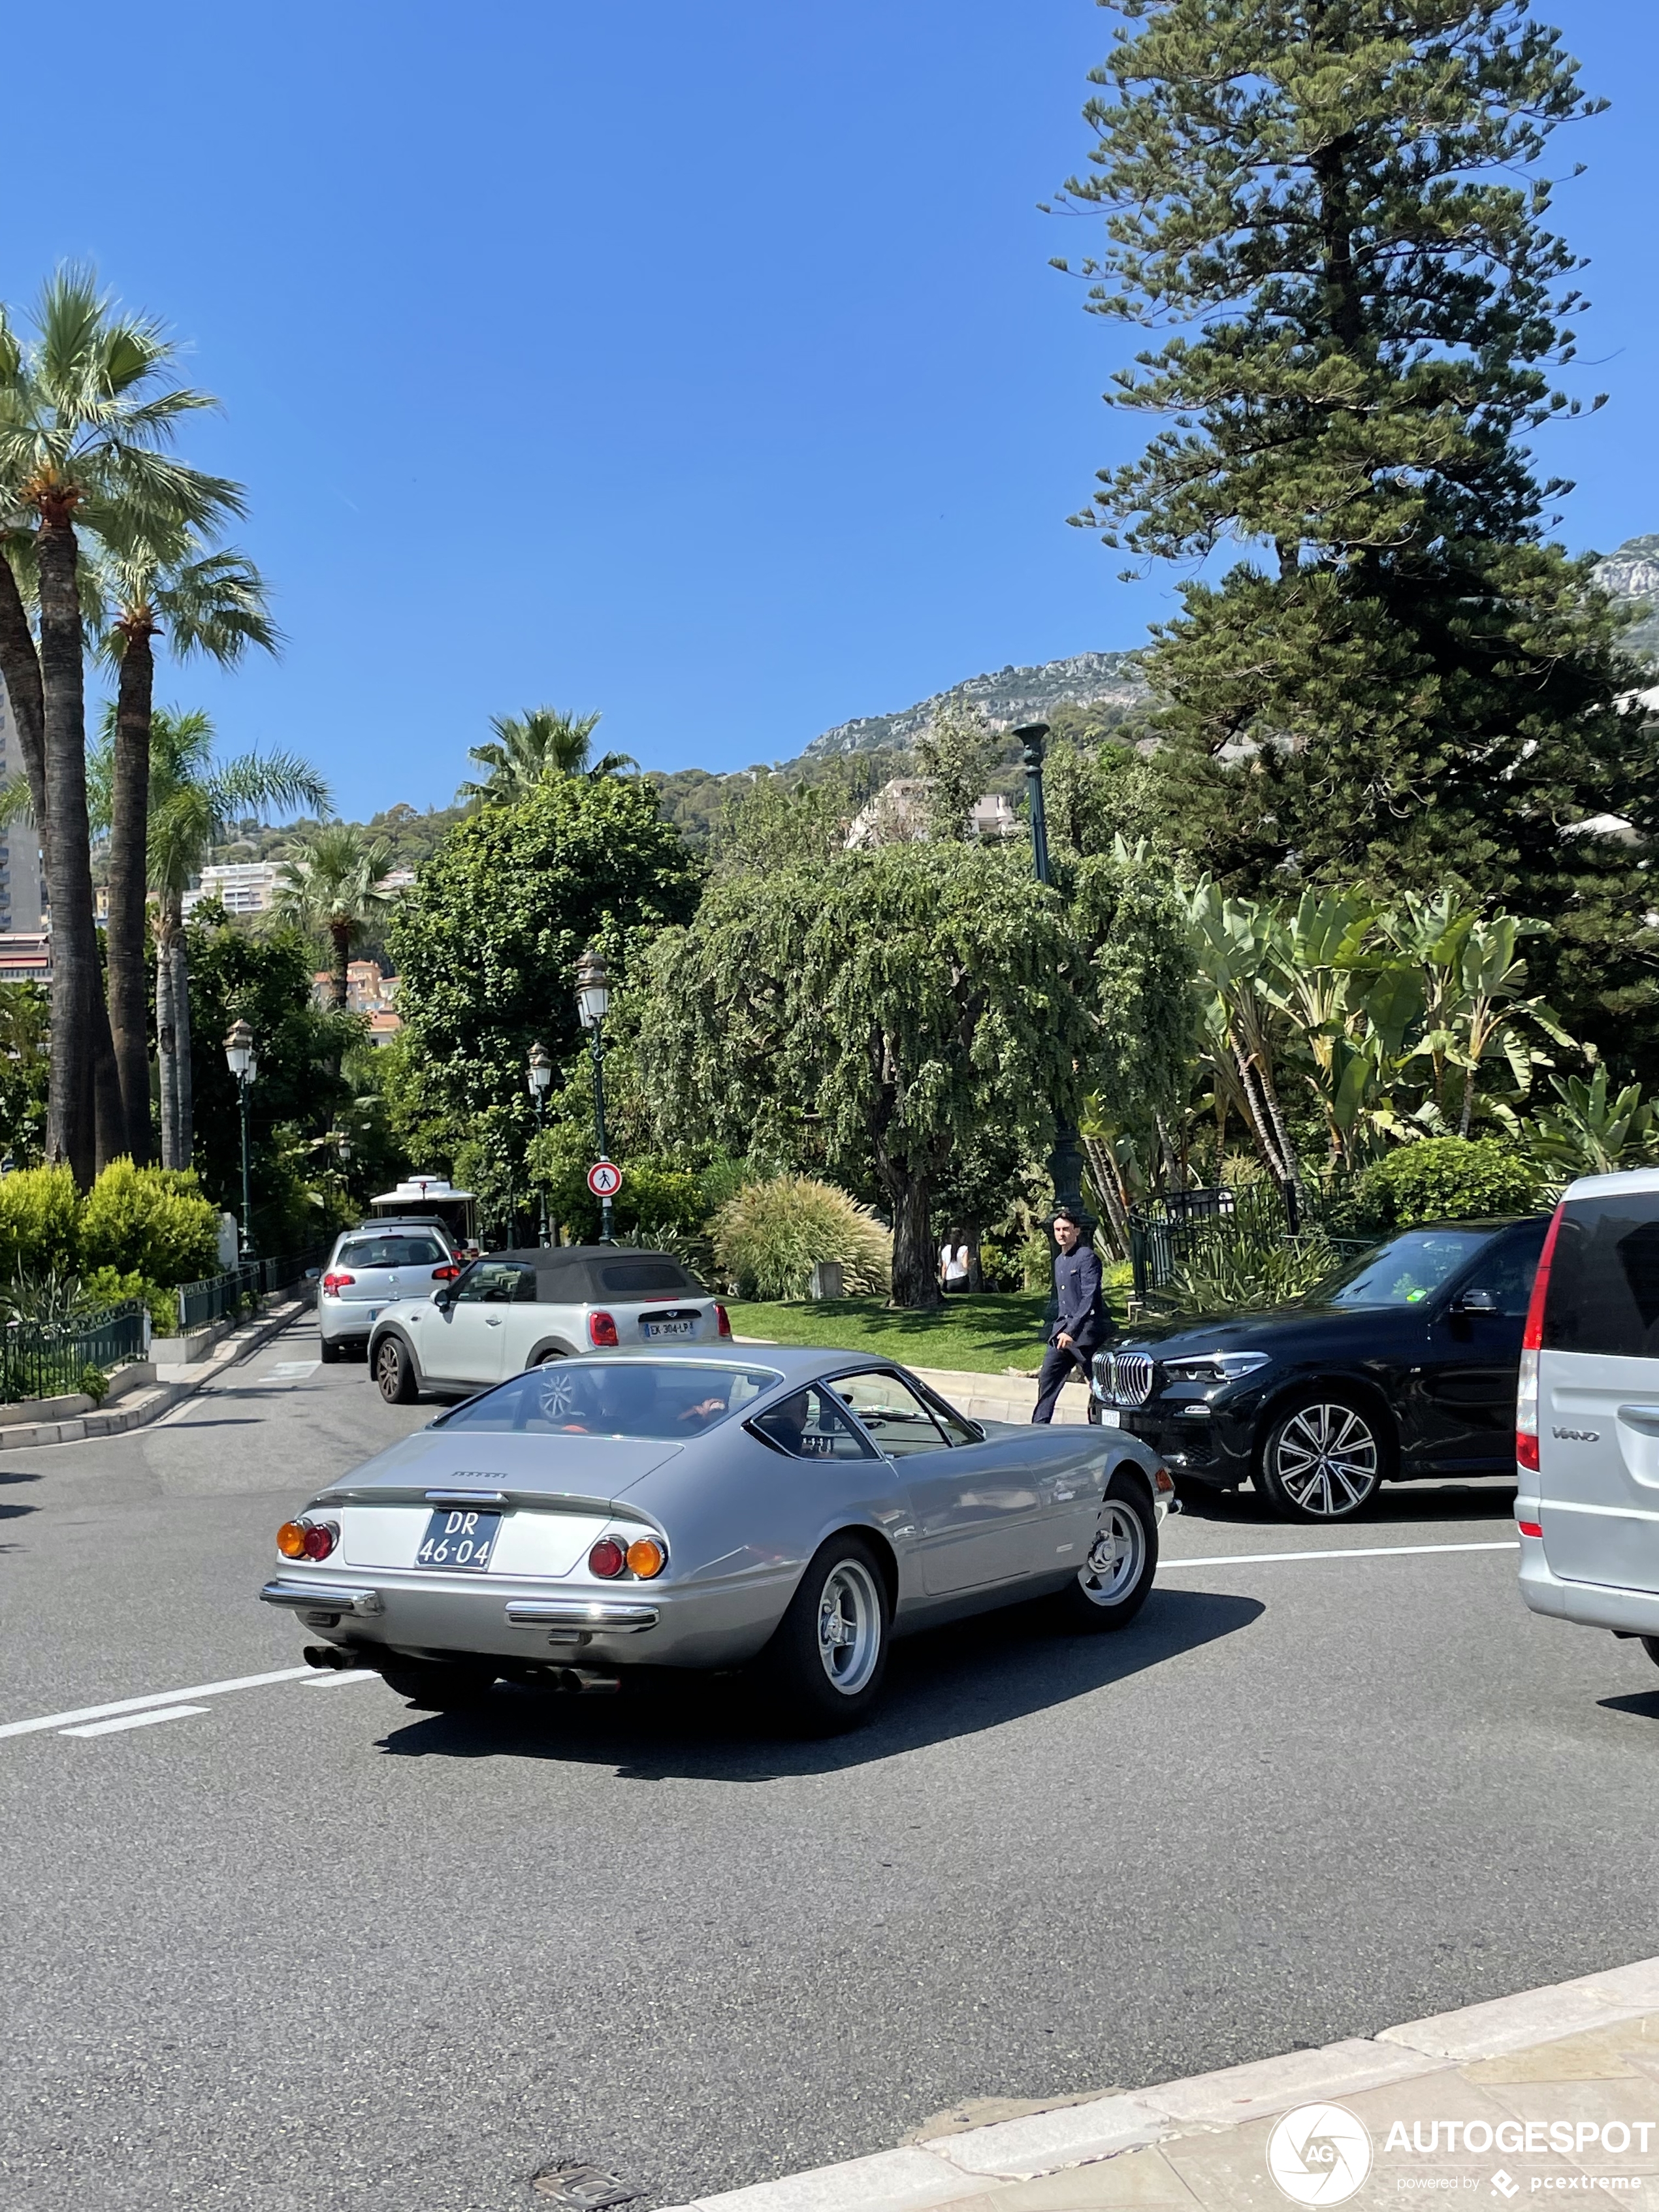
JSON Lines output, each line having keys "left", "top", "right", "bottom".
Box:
{"left": 378, "top": 1657, "right": 497, "bottom": 1708}
{"left": 319, "top": 1336, "right": 344, "bottom": 1365}
{"left": 761, "top": 1534, "right": 890, "bottom": 1734}
{"left": 1056, "top": 1473, "right": 1157, "bottom": 1630}
{"left": 1257, "top": 1393, "right": 1388, "bottom": 1522}
{"left": 374, "top": 1334, "right": 419, "bottom": 1405}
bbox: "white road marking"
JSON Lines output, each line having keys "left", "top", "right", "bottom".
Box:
{"left": 299, "top": 1669, "right": 379, "bottom": 1688}
{"left": 0, "top": 1666, "right": 312, "bottom": 1742}
{"left": 1161, "top": 1539, "right": 1520, "bottom": 1568}
{"left": 266, "top": 1361, "right": 319, "bottom": 1380}
{"left": 61, "top": 1705, "right": 210, "bottom": 1739}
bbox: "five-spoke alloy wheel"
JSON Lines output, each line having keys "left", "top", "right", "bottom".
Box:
{"left": 1057, "top": 1473, "right": 1157, "bottom": 1629}
{"left": 764, "top": 1533, "right": 891, "bottom": 1733}
{"left": 1259, "top": 1396, "right": 1387, "bottom": 1521}
{"left": 374, "top": 1334, "right": 419, "bottom": 1405}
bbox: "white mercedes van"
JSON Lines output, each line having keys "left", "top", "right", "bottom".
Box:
{"left": 1518, "top": 1168, "right": 1659, "bottom": 1665}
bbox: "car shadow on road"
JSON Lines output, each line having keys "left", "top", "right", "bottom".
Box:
{"left": 1174, "top": 1475, "right": 1518, "bottom": 1528}
{"left": 372, "top": 1586, "right": 1264, "bottom": 1781}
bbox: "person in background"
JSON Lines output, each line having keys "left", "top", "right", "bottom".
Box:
{"left": 1032, "top": 1206, "right": 1113, "bottom": 1423}
{"left": 939, "top": 1230, "right": 971, "bottom": 1295}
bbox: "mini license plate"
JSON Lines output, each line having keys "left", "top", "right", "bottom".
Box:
{"left": 415, "top": 1507, "right": 501, "bottom": 1571}
{"left": 643, "top": 1319, "right": 695, "bottom": 1339}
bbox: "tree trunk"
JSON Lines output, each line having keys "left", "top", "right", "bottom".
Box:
{"left": 37, "top": 509, "right": 97, "bottom": 1186}
{"left": 91, "top": 969, "right": 125, "bottom": 1171}
{"left": 0, "top": 546, "right": 48, "bottom": 835}
{"left": 884, "top": 1161, "right": 940, "bottom": 1309}
{"left": 172, "top": 929, "right": 195, "bottom": 1167}
{"left": 156, "top": 913, "right": 179, "bottom": 1169}
{"left": 106, "top": 623, "right": 156, "bottom": 1163}
{"left": 330, "top": 919, "right": 351, "bottom": 1008}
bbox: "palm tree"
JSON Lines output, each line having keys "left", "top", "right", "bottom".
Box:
{"left": 273, "top": 826, "right": 395, "bottom": 1008}
{"left": 140, "top": 709, "right": 329, "bottom": 1168}
{"left": 95, "top": 539, "right": 277, "bottom": 1162}
{"left": 457, "top": 706, "right": 634, "bottom": 804}
{"left": 0, "top": 267, "right": 241, "bottom": 1182}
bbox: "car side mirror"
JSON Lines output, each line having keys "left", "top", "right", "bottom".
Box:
{"left": 304, "top": 1268, "right": 320, "bottom": 1282}
{"left": 432, "top": 1287, "right": 455, "bottom": 1313}
{"left": 1451, "top": 1288, "right": 1498, "bottom": 1315}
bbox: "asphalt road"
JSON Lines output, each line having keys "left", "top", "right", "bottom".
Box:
{"left": 3, "top": 1315, "right": 1659, "bottom": 2212}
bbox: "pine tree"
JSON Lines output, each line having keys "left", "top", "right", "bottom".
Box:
{"left": 1053, "top": 0, "right": 1659, "bottom": 1065}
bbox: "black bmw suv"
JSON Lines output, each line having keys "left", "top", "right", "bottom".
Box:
{"left": 1092, "top": 1217, "right": 1550, "bottom": 1522}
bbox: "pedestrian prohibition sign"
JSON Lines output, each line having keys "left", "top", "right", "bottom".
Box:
{"left": 587, "top": 1160, "right": 622, "bottom": 1198}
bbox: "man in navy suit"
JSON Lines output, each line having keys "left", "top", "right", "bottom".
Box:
{"left": 1031, "top": 1206, "right": 1113, "bottom": 1424}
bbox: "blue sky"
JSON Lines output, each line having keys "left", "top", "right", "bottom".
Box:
{"left": 1, "top": 0, "right": 1654, "bottom": 818}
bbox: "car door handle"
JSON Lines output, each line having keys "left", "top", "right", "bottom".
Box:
{"left": 485, "top": 1317, "right": 503, "bottom": 1326}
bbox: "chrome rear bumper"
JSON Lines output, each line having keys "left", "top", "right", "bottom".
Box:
{"left": 504, "top": 1599, "right": 658, "bottom": 1633}
{"left": 261, "top": 1579, "right": 384, "bottom": 1615}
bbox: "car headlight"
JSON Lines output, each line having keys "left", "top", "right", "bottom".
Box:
{"left": 1162, "top": 1352, "right": 1272, "bottom": 1385}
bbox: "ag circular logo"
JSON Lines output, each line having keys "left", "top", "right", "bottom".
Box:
{"left": 1266, "top": 2102, "right": 1374, "bottom": 2205}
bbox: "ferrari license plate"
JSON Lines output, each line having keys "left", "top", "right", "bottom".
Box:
{"left": 644, "top": 1319, "right": 694, "bottom": 1339}
{"left": 416, "top": 1507, "right": 500, "bottom": 1571}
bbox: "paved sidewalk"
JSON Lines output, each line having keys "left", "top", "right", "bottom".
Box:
{"left": 665, "top": 1959, "right": 1659, "bottom": 2211}
{"left": 0, "top": 1292, "right": 312, "bottom": 1449}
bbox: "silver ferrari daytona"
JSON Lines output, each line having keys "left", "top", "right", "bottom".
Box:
{"left": 261, "top": 1347, "right": 1176, "bottom": 1730}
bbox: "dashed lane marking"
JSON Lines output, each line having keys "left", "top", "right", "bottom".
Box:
{"left": 299, "top": 1669, "right": 381, "bottom": 1689}
{"left": 266, "top": 1360, "right": 320, "bottom": 1380}
{"left": 62, "top": 1705, "right": 211, "bottom": 1739}
{"left": 0, "top": 1666, "right": 312, "bottom": 1742}
{"left": 1161, "top": 1539, "right": 1520, "bottom": 1568}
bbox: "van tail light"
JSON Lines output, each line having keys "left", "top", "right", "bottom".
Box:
{"left": 1517, "top": 1202, "right": 1566, "bottom": 1471}
{"left": 588, "top": 1311, "right": 619, "bottom": 1347}
{"left": 715, "top": 1302, "right": 732, "bottom": 1338}
{"left": 321, "top": 1272, "right": 355, "bottom": 1294}
{"left": 431, "top": 1264, "right": 460, "bottom": 1281}
{"left": 1518, "top": 1520, "right": 1543, "bottom": 1539}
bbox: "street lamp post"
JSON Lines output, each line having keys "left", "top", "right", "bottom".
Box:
{"left": 574, "top": 945, "right": 614, "bottom": 1244}
{"left": 527, "top": 1042, "right": 553, "bottom": 1247}
{"left": 1012, "top": 723, "right": 1086, "bottom": 1223}
{"left": 224, "top": 1019, "right": 257, "bottom": 1259}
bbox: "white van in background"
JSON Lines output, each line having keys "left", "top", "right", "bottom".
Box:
{"left": 1518, "top": 1168, "right": 1659, "bottom": 1665}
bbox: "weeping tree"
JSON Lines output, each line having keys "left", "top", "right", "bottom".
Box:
{"left": 138, "top": 710, "right": 329, "bottom": 1168}
{"left": 638, "top": 843, "right": 1097, "bottom": 1307}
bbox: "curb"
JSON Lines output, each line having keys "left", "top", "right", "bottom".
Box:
{"left": 658, "top": 1955, "right": 1659, "bottom": 2212}
{"left": 0, "top": 1294, "right": 312, "bottom": 1449}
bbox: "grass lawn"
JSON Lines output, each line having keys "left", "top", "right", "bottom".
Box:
{"left": 724, "top": 1292, "right": 1057, "bottom": 1376}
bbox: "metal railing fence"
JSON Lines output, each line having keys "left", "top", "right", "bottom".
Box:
{"left": 177, "top": 1245, "right": 330, "bottom": 1333}
{"left": 0, "top": 1303, "right": 146, "bottom": 1404}
{"left": 1127, "top": 1175, "right": 1369, "bottom": 1300}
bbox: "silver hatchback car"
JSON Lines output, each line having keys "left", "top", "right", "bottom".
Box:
{"left": 317, "top": 1225, "right": 461, "bottom": 1362}
{"left": 1519, "top": 1167, "right": 1659, "bottom": 1667}
{"left": 367, "top": 1246, "right": 729, "bottom": 1403}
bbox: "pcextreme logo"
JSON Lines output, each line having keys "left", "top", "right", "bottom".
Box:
{"left": 1268, "top": 2103, "right": 1374, "bottom": 2204}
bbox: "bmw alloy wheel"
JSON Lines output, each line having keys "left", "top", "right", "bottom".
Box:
{"left": 816, "top": 1558, "right": 883, "bottom": 1696}
{"left": 1263, "top": 1400, "right": 1382, "bottom": 1519}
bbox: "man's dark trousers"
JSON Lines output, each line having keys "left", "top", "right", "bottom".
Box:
{"left": 1032, "top": 1239, "right": 1111, "bottom": 1424}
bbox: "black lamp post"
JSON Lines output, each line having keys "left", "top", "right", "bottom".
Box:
{"left": 1012, "top": 722, "right": 1086, "bottom": 1224}
{"left": 224, "top": 1018, "right": 257, "bottom": 1258}
{"left": 574, "top": 946, "right": 615, "bottom": 1244}
{"left": 527, "top": 1042, "right": 553, "bottom": 1247}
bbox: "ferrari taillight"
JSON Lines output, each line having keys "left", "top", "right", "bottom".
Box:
{"left": 588, "top": 1537, "right": 626, "bottom": 1579}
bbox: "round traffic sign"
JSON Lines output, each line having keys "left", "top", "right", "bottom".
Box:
{"left": 587, "top": 1160, "right": 622, "bottom": 1198}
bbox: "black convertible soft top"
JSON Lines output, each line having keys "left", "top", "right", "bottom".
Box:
{"left": 486, "top": 1246, "right": 708, "bottom": 1302}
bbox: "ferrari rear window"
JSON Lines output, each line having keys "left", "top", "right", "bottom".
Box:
{"left": 438, "top": 1360, "right": 780, "bottom": 1439}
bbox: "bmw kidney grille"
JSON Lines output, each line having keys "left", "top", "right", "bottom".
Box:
{"left": 1097, "top": 1351, "right": 1155, "bottom": 1407}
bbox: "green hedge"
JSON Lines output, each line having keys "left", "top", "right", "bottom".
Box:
{"left": 0, "top": 1162, "right": 219, "bottom": 1290}
{"left": 1351, "top": 1138, "right": 1538, "bottom": 1232}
